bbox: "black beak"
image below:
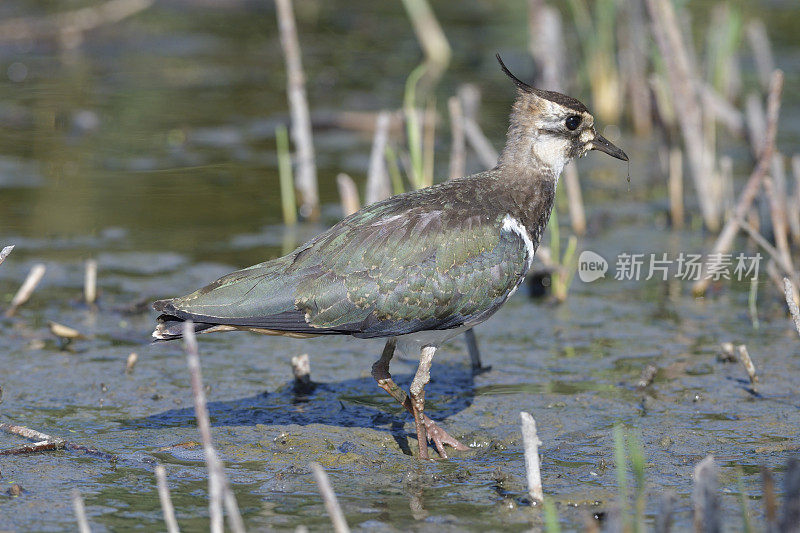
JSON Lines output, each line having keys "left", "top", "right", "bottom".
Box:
{"left": 591, "top": 133, "right": 628, "bottom": 161}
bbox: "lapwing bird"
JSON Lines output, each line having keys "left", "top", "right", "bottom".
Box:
{"left": 152, "top": 54, "right": 628, "bottom": 459}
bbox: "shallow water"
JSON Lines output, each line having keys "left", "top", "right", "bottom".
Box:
{"left": 1, "top": 1, "right": 800, "bottom": 531}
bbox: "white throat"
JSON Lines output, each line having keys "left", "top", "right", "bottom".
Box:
{"left": 531, "top": 133, "right": 569, "bottom": 178}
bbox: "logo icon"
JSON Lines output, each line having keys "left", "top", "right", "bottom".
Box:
{"left": 578, "top": 250, "right": 608, "bottom": 282}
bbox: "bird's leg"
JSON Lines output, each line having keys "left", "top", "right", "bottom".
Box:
{"left": 464, "top": 328, "right": 491, "bottom": 374}
{"left": 408, "top": 346, "right": 436, "bottom": 459}
{"left": 371, "top": 339, "right": 408, "bottom": 406}
{"left": 371, "top": 339, "right": 468, "bottom": 458}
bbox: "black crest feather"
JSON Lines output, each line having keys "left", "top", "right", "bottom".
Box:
{"left": 496, "top": 53, "right": 533, "bottom": 92}
{"left": 495, "top": 53, "right": 589, "bottom": 114}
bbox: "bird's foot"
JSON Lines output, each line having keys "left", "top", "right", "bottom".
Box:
{"left": 422, "top": 415, "right": 469, "bottom": 459}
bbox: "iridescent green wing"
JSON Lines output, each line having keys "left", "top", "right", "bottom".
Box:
{"left": 289, "top": 205, "right": 529, "bottom": 337}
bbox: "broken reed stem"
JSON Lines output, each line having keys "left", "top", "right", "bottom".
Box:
{"left": 0, "top": 244, "right": 13, "bottom": 266}
{"left": 125, "top": 352, "right": 138, "bottom": 374}
{"left": 520, "top": 411, "right": 544, "bottom": 503}
{"left": 636, "top": 364, "right": 657, "bottom": 391}
{"left": 84, "top": 259, "right": 97, "bottom": 305}
{"left": 458, "top": 84, "right": 498, "bottom": 169}
{"left": 276, "top": 123, "right": 298, "bottom": 226}
{"left": 761, "top": 466, "right": 778, "bottom": 529}
{"left": 422, "top": 98, "right": 436, "bottom": 188}
{"left": 72, "top": 489, "right": 91, "bottom": 533}
{"left": 447, "top": 96, "right": 465, "bottom": 180}
{"left": 365, "top": 111, "right": 392, "bottom": 205}
{"left": 737, "top": 344, "right": 758, "bottom": 387}
{"left": 781, "top": 458, "right": 800, "bottom": 531}
{"left": 765, "top": 162, "right": 794, "bottom": 276}
{"left": 275, "top": 0, "right": 318, "bottom": 220}
{"left": 693, "top": 456, "right": 721, "bottom": 533}
{"left": 528, "top": 0, "right": 565, "bottom": 91}
{"left": 563, "top": 163, "right": 586, "bottom": 236}
{"left": 5, "top": 263, "right": 46, "bottom": 317}
{"left": 692, "top": 70, "right": 783, "bottom": 296}
{"left": 291, "top": 353, "right": 314, "bottom": 395}
{"left": 336, "top": 173, "right": 360, "bottom": 217}
{"left": 155, "top": 465, "right": 181, "bottom": 533}
{"left": 0, "top": 423, "right": 115, "bottom": 460}
{"left": 645, "top": 0, "right": 719, "bottom": 231}
{"left": 183, "top": 322, "right": 245, "bottom": 533}
{"left": 0, "top": 0, "right": 154, "bottom": 44}
{"left": 655, "top": 491, "right": 676, "bottom": 533}
{"left": 310, "top": 462, "right": 350, "bottom": 533}
{"left": 735, "top": 216, "right": 794, "bottom": 282}
{"left": 784, "top": 278, "right": 800, "bottom": 338}
{"left": 745, "top": 92, "right": 766, "bottom": 156}
{"left": 746, "top": 19, "right": 775, "bottom": 92}
{"left": 669, "top": 148, "right": 684, "bottom": 228}
{"left": 400, "top": 0, "right": 451, "bottom": 81}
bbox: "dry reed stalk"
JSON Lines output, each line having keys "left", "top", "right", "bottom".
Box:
{"left": 155, "top": 465, "right": 180, "bottom": 533}
{"left": 336, "top": 174, "right": 360, "bottom": 217}
{"left": 400, "top": 0, "right": 450, "bottom": 82}
{"left": 649, "top": 74, "right": 675, "bottom": 128}
{"left": 746, "top": 20, "right": 775, "bottom": 92}
{"left": 719, "top": 342, "right": 736, "bottom": 362}
{"left": 762, "top": 466, "right": 778, "bottom": 529}
{"left": 275, "top": 0, "right": 318, "bottom": 220}
{"left": 563, "top": 163, "right": 586, "bottom": 235}
{"left": 72, "top": 489, "right": 91, "bottom": 533}
{"left": 636, "top": 364, "right": 657, "bottom": 391}
{"left": 0, "top": 245, "right": 13, "bottom": 266}
{"left": 365, "top": 111, "right": 391, "bottom": 205}
{"left": 737, "top": 344, "right": 758, "bottom": 386}
{"left": 520, "top": 411, "right": 543, "bottom": 503}
{"left": 692, "top": 70, "right": 783, "bottom": 296}
{"left": 528, "top": 0, "right": 565, "bottom": 91}
{"left": 617, "top": 0, "right": 652, "bottom": 135}
{"left": 422, "top": 99, "right": 436, "bottom": 188}
{"left": 668, "top": 148, "right": 684, "bottom": 228}
{"left": 745, "top": 92, "right": 766, "bottom": 155}
{"left": 734, "top": 217, "right": 794, "bottom": 293}
{"left": 693, "top": 456, "right": 720, "bottom": 533}
{"left": 125, "top": 352, "right": 138, "bottom": 374}
{"left": 458, "top": 85, "right": 498, "bottom": 169}
{"left": 718, "top": 156, "right": 734, "bottom": 216}
{"left": 764, "top": 162, "right": 794, "bottom": 277}
{"left": 84, "top": 259, "right": 97, "bottom": 304}
{"left": 645, "top": 0, "right": 719, "bottom": 231}
{"left": 791, "top": 155, "right": 800, "bottom": 245}
{"left": 5, "top": 263, "right": 46, "bottom": 317}
{"left": 655, "top": 490, "right": 676, "bottom": 533}
{"left": 183, "top": 323, "right": 245, "bottom": 533}
{"left": 0, "top": 0, "right": 154, "bottom": 44}
{"left": 0, "top": 423, "right": 115, "bottom": 459}
{"left": 784, "top": 278, "right": 800, "bottom": 338}
{"left": 310, "top": 462, "right": 350, "bottom": 533}
{"left": 700, "top": 83, "right": 744, "bottom": 137}
{"left": 447, "top": 96, "right": 465, "bottom": 180}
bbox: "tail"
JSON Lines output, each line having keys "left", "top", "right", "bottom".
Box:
{"left": 152, "top": 314, "right": 218, "bottom": 341}
{"left": 151, "top": 298, "right": 217, "bottom": 341}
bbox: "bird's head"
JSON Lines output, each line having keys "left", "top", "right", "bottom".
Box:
{"left": 496, "top": 54, "right": 628, "bottom": 177}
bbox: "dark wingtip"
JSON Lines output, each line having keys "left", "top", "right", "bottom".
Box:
{"left": 496, "top": 53, "right": 533, "bottom": 92}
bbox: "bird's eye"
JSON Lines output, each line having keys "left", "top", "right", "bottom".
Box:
{"left": 565, "top": 115, "right": 581, "bottom": 131}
